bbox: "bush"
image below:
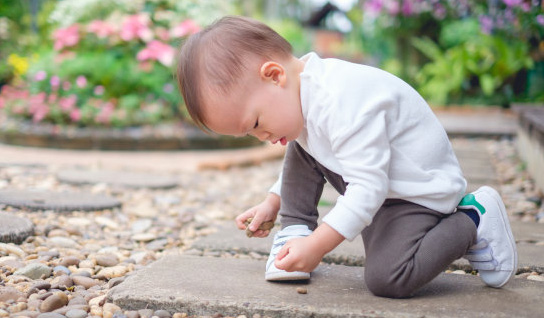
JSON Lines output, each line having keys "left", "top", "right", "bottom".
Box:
{"left": 0, "top": 0, "right": 233, "bottom": 128}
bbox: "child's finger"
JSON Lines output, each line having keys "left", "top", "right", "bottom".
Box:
{"left": 276, "top": 244, "right": 290, "bottom": 262}
{"left": 248, "top": 214, "right": 264, "bottom": 232}
{"left": 235, "top": 209, "right": 255, "bottom": 229}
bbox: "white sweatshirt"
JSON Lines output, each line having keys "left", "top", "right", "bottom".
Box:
{"left": 271, "top": 52, "right": 467, "bottom": 241}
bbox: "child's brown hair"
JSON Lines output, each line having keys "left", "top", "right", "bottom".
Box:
{"left": 176, "top": 16, "right": 293, "bottom": 131}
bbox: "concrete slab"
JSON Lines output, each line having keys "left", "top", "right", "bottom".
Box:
{"left": 191, "top": 221, "right": 365, "bottom": 266}
{"left": 109, "top": 255, "right": 544, "bottom": 318}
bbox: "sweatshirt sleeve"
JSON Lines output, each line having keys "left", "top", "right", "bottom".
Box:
{"left": 321, "top": 102, "right": 391, "bottom": 241}
{"left": 269, "top": 172, "right": 282, "bottom": 196}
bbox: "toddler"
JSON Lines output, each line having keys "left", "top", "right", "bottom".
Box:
{"left": 176, "top": 15, "right": 518, "bottom": 298}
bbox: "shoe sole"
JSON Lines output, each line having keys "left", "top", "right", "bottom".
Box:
{"left": 265, "top": 271, "right": 310, "bottom": 281}
{"left": 479, "top": 186, "right": 518, "bottom": 288}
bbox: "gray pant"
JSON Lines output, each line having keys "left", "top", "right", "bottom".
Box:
{"left": 279, "top": 142, "right": 477, "bottom": 298}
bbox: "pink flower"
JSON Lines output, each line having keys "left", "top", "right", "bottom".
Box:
{"left": 170, "top": 19, "right": 200, "bottom": 38}
{"left": 59, "top": 95, "right": 77, "bottom": 111}
{"left": 70, "top": 109, "right": 81, "bottom": 122}
{"left": 87, "top": 20, "right": 116, "bottom": 38}
{"left": 537, "top": 15, "right": 544, "bottom": 26}
{"left": 76, "top": 76, "right": 87, "bottom": 88}
{"left": 95, "top": 102, "right": 115, "bottom": 124}
{"left": 120, "top": 14, "right": 153, "bottom": 42}
{"left": 94, "top": 85, "right": 105, "bottom": 95}
{"left": 34, "top": 71, "right": 47, "bottom": 82}
{"left": 53, "top": 24, "right": 80, "bottom": 50}
{"left": 137, "top": 40, "right": 175, "bottom": 67}
{"left": 50, "top": 76, "right": 60, "bottom": 87}
{"left": 502, "top": 0, "right": 523, "bottom": 7}
{"left": 364, "top": 0, "right": 384, "bottom": 15}
{"left": 155, "top": 27, "right": 170, "bottom": 41}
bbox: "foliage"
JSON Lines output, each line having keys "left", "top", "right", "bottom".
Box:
{"left": 411, "top": 34, "right": 533, "bottom": 105}
{"left": 0, "top": 0, "right": 233, "bottom": 128}
{"left": 357, "top": 0, "right": 544, "bottom": 105}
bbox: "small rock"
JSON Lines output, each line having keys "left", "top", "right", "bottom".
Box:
{"left": 96, "top": 265, "right": 128, "bottom": 279}
{"left": 40, "top": 292, "right": 68, "bottom": 312}
{"left": 131, "top": 219, "right": 153, "bottom": 233}
{"left": 0, "top": 243, "right": 25, "bottom": 258}
{"left": 95, "top": 253, "right": 119, "bottom": 267}
{"left": 153, "top": 310, "right": 171, "bottom": 318}
{"left": 145, "top": 238, "right": 168, "bottom": 251}
{"left": 296, "top": 287, "right": 308, "bottom": 294}
{"left": 14, "top": 263, "right": 52, "bottom": 279}
{"left": 47, "top": 237, "right": 78, "bottom": 249}
{"left": 125, "top": 310, "right": 140, "bottom": 318}
{"left": 71, "top": 276, "right": 99, "bottom": 289}
{"left": 138, "top": 309, "right": 154, "bottom": 318}
{"left": 31, "top": 281, "right": 52, "bottom": 290}
{"left": 53, "top": 266, "right": 71, "bottom": 275}
{"left": 59, "top": 256, "right": 80, "bottom": 267}
{"left": 11, "top": 310, "right": 40, "bottom": 318}
{"left": 527, "top": 275, "right": 544, "bottom": 282}
{"left": 0, "top": 286, "right": 24, "bottom": 302}
{"left": 95, "top": 216, "right": 120, "bottom": 229}
{"left": 77, "top": 259, "right": 95, "bottom": 269}
{"left": 67, "top": 297, "right": 87, "bottom": 307}
{"left": 36, "top": 313, "right": 66, "bottom": 318}
{"left": 47, "top": 229, "right": 69, "bottom": 238}
{"left": 107, "top": 277, "right": 125, "bottom": 288}
{"left": 88, "top": 295, "right": 106, "bottom": 307}
{"left": 51, "top": 275, "right": 73, "bottom": 290}
{"left": 131, "top": 233, "right": 156, "bottom": 242}
{"left": 64, "top": 309, "right": 87, "bottom": 318}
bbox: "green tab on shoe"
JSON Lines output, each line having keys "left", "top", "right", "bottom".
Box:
{"left": 459, "top": 193, "right": 486, "bottom": 215}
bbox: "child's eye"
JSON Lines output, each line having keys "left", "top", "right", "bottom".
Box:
{"left": 253, "top": 119, "right": 259, "bottom": 129}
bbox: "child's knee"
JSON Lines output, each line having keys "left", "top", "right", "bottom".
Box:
{"left": 364, "top": 266, "right": 415, "bottom": 299}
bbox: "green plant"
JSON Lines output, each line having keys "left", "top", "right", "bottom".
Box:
{"left": 411, "top": 34, "right": 533, "bottom": 106}
{"left": 1, "top": 0, "right": 235, "bottom": 128}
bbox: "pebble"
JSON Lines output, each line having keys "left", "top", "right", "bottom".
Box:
{"left": 40, "top": 292, "right": 68, "bottom": 312}
{"left": 59, "top": 257, "right": 80, "bottom": 267}
{"left": 131, "top": 233, "right": 157, "bottom": 242}
{"left": 95, "top": 254, "right": 119, "bottom": 267}
{"left": 0, "top": 243, "right": 26, "bottom": 258}
{"left": 527, "top": 274, "right": 544, "bottom": 282}
{"left": 153, "top": 310, "right": 171, "bottom": 318}
{"left": 138, "top": 309, "right": 154, "bottom": 318}
{"left": 296, "top": 287, "right": 308, "bottom": 294}
{"left": 47, "top": 237, "right": 79, "bottom": 249}
{"left": 14, "top": 263, "right": 52, "bottom": 280}
{"left": 96, "top": 265, "right": 128, "bottom": 279}
{"left": 37, "top": 313, "right": 66, "bottom": 318}
{"left": 0, "top": 286, "right": 24, "bottom": 302}
{"left": 71, "top": 276, "right": 99, "bottom": 289}
{"left": 65, "top": 309, "right": 88, "bottom": 318}
{"left": 53, "top": 266, "right": 71, "bottom": 275}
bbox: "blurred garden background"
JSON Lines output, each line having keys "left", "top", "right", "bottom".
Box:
{"left": 0, "top": 0, "right": 543, "bottom": 138}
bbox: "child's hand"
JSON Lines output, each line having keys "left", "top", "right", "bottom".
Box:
{"left": 275, "top": 223, "right": 345, "bottom": 273}
{"left": 274, "top": 236, "right": 324, "bottom": 273}
{"left": 235, "top": 193, "right": 280, "bottom": 238}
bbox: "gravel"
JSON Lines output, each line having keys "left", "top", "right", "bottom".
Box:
{"left": 0, "top": 137, "right": 542, "bottom": 318}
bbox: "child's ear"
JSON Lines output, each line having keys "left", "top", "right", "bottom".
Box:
{"left": 259, "top": 61, "right": 286, "bottom": 86}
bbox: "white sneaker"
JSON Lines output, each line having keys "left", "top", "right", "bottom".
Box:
{"left": 265, "top": 225, "right": 313, "bottom": 281}
{"left": 459, "top": 186, "right": 518, "bottom": 288}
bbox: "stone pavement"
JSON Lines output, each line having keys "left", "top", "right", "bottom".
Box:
{"left": 108, "top": 109, "right": 544, "bottom": 317}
